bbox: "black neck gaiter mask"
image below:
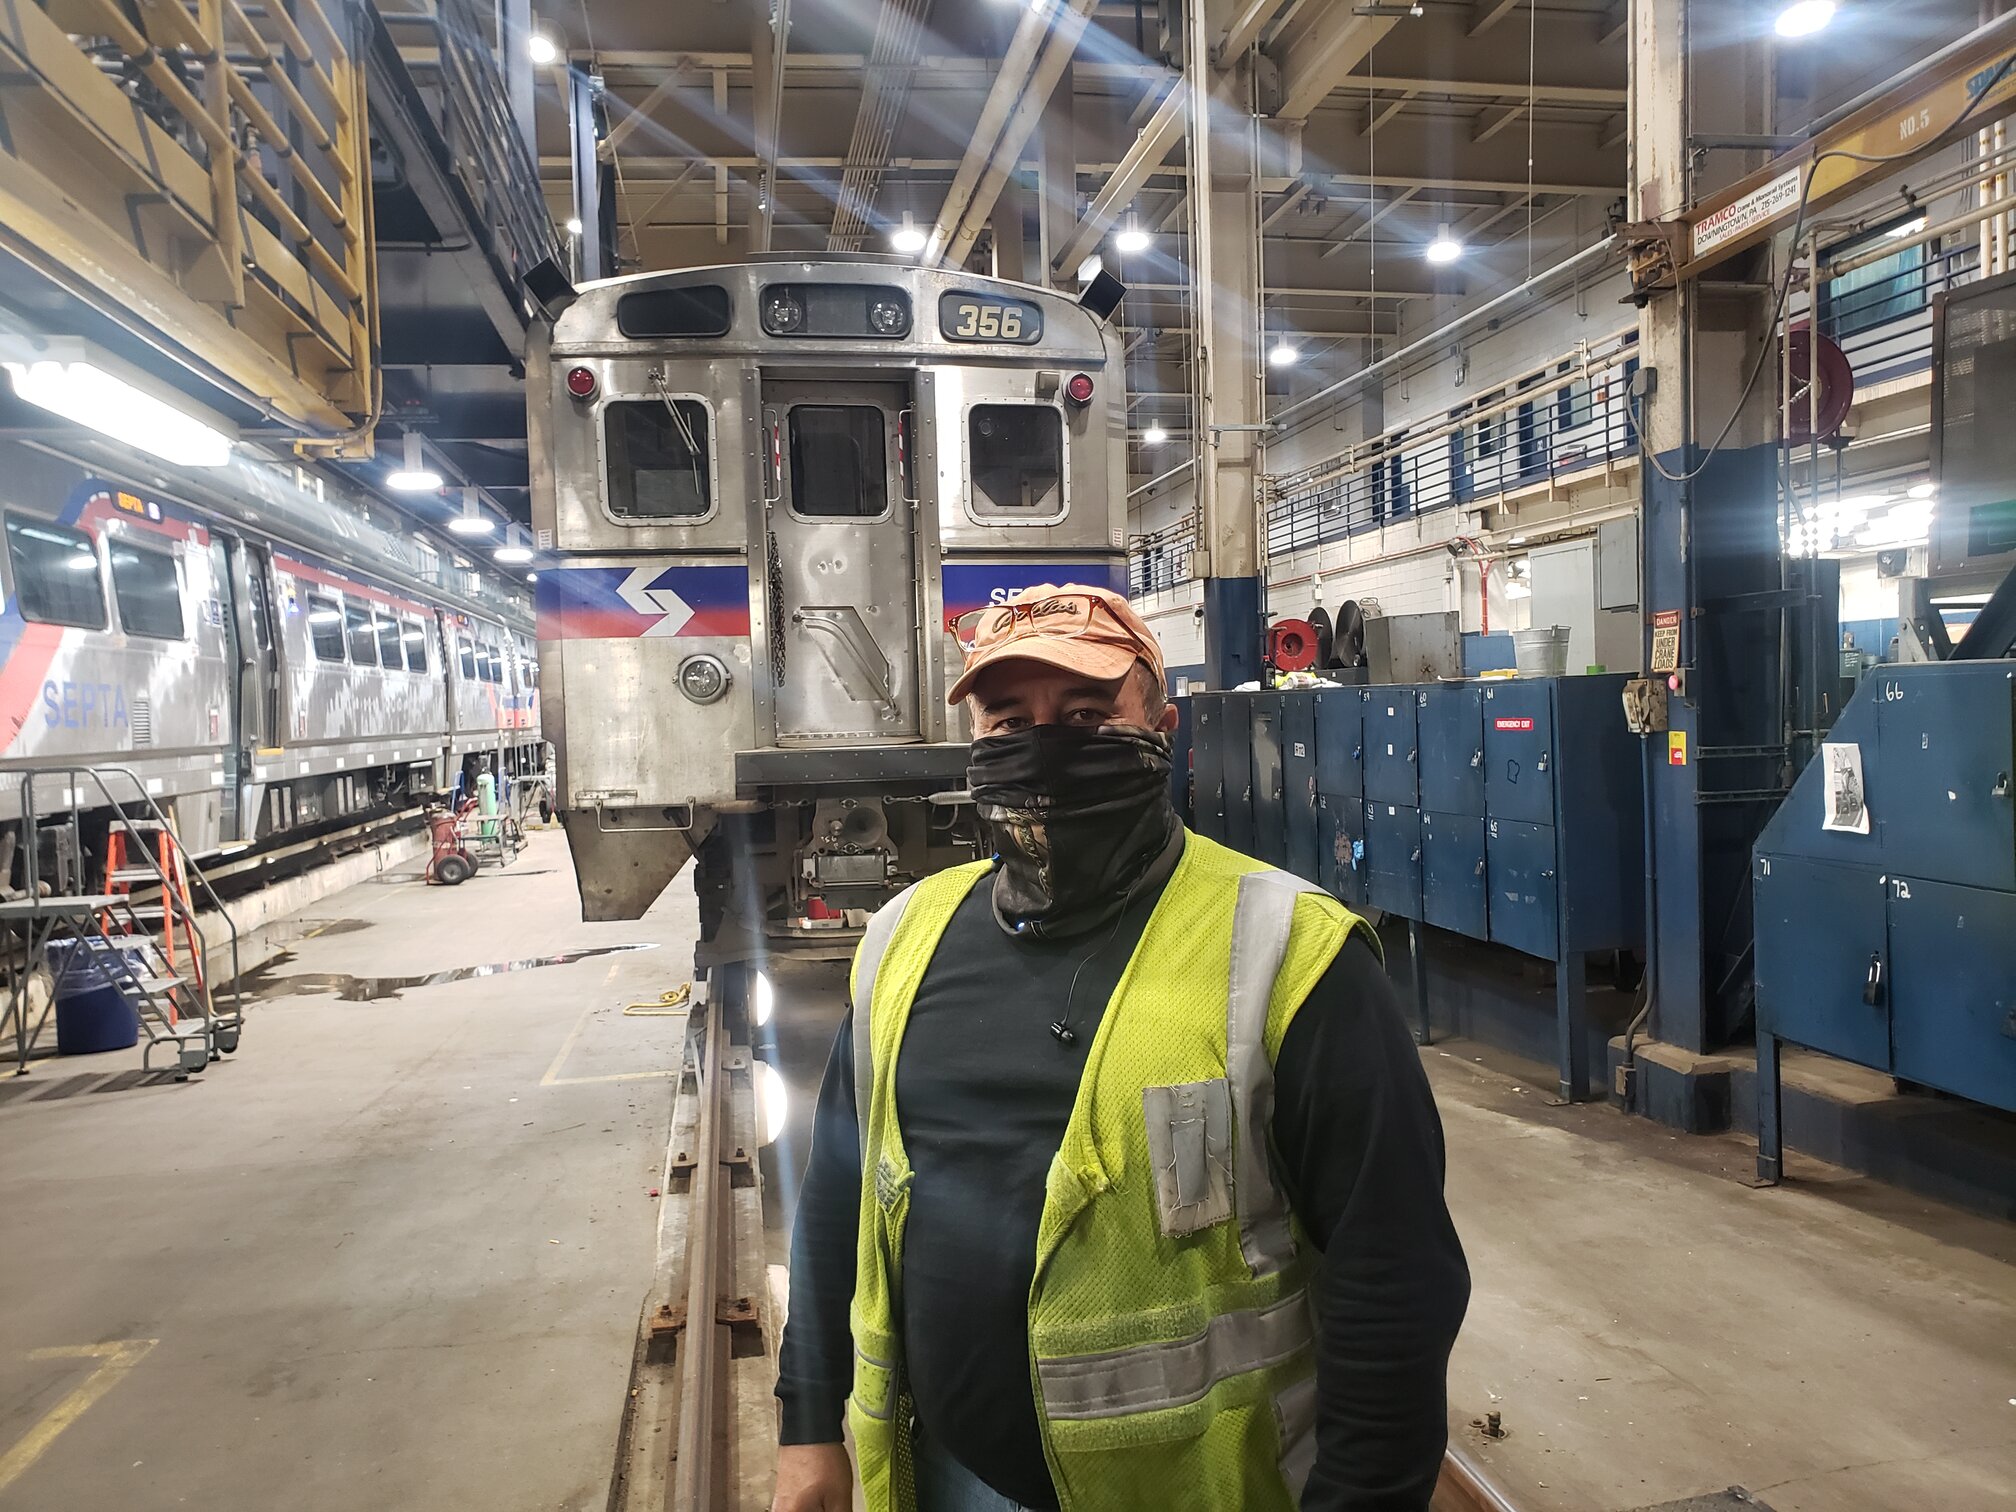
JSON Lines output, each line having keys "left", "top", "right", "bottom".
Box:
{"left": 967, "top": 724, "right": 1181, "bottom": 941}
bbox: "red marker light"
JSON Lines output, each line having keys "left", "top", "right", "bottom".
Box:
{"left": 565, "top": 366, "right": 598, "bottom": 400}
{"left": 1065, "top": 372, "right": 1096, "bottom": 406}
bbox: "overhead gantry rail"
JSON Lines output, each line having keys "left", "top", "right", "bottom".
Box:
{"left": 1623, "top": 8, "right": 2016, "bottom": 299}
{"left": 0, "top": 0, "right": 376, "bottom": 448}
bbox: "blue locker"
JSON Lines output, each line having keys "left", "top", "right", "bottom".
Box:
{"left": 1886, "top": 876, "right": 2016, "bottom": 1112}
{"left": 1249, "top": 694, "right": 1288, "bottom": 869}
{"left": 1312, "top": 688, "right": 1364, "bottom": 799}
{"left": 1282, "top": 693, "right": 1322, "bottom": 883}
{"left": 1486, "top": 818, "right": 1558, "bottom": 959}
{"left": 1419, "top": 685, "right": 1486, "bottom": 816}
{"left": 1481, "top": 681, "right": 1556, "bottom": 825}
{"left": 1318, "top": 795, "right": 1367, "bottom": 908}
{"left": 1169, "top": 694, "right": 1195, "bottom": 825}
{"left": 1421, "top": 811, "right": 1488, "bottom": 940}
{"left": 1364, "top": 687, "right": 1421, "bottom": 806}
{"left": 1221, "top": 694, "right": 1255, "bottom": 857}
{"left": 1191, "top": 694, "right": 1227, "bottom": 843}
{"left": 1753, "top": 853, "right": 1890, "bottom": 1075}
{"left": 1366, "top": 801, "right": 1423, "bottom": 919}
{"left": 1875, "top": 667, "right": 2016, "bottom": 893}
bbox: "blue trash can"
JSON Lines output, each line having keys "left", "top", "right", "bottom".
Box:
{"left": 47, "top": 938, "right": 143, "bottom": 1055}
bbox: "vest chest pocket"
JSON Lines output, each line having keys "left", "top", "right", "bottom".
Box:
{"left": 1142, "top": 1078, "right": 1234, "bottom": 1238}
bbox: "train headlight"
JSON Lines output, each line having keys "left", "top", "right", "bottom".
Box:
{"left": 867, "top": 296, "right": 911, "bottom": 336}
{"left": 762, "top": 289, "right": 805, "bottom": 335}
{"left": 677, "top": 653, "right": 731, "bottom": 705}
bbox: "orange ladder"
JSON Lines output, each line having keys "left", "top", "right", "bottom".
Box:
{"left": 101, "top": 817, "right": 207, "bottom": 1020}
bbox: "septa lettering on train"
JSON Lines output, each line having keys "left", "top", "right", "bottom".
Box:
{"left": 42, "top": 680, "right": 130, "bottom": 730}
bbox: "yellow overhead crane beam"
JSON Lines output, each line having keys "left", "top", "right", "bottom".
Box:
{"left": 0, "top": 0, "right": 378, "bottom": 453}
{"left": 1623, "top": 10, "right": 2016, "bottom": 300}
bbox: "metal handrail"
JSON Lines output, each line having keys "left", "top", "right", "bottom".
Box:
{"left": 15, "top": 766, "right": 243, "bottom": 1033}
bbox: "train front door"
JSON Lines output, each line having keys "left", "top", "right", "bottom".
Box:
{"left": 761, "top": 381, "right": 921, "bottom": 746}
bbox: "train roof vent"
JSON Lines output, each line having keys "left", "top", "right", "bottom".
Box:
{"left": 130, "top": 693, "right": 153, "bottom": 748}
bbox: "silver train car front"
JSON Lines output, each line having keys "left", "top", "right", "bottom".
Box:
{"left": 531, "top": 256, "right": 1129, "bottom": 963}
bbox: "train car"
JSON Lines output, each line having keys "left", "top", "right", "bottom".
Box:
{"left": 531, "top": 256, "right": 1131, "bottom": 960}
{"left": 0, "top": 437, "right": 537, "bottom": 879}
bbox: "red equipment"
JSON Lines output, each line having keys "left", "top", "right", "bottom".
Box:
{"left": 1269, "top": 617, "right": 1321, "bottom": 673}
{"left": 424, "top": 807, "right": 477, "bottom": 886}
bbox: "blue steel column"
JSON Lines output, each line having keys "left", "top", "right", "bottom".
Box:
{"left": 1186, "top": 0, "right": 1265, "bottom": 690}
{"left": 1635, "top": 0, "right": 1782, "bottom": 1055}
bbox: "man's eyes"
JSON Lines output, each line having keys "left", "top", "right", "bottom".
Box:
{"left": 1065, "top": 707, "right": 1113, "bottom": 725}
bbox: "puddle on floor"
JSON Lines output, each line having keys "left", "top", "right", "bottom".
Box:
{"left": 244, "top": 942, "right": 659, "bottom": 1003}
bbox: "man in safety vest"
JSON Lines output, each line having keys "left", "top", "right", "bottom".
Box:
{"left": 773, "top": 584, "right": 1468, "bottom": 1512}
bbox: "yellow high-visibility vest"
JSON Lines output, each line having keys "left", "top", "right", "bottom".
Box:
{"left": 844, "top": 831, "right": 1375, "bottom": 1511}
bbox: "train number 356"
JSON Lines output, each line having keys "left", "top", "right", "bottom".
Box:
{"left": 949, "top": 302, "right": 1022, "bottom": 340}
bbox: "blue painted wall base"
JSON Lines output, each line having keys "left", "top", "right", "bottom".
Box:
{"left": 1202, "top": 576, "right": 1262, "bottom": 691}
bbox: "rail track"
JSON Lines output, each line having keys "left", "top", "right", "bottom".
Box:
{"left": 612, "top": 964, "right": 1526, "bottom": 1512}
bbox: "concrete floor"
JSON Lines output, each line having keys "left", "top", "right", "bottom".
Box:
{"left": 1436, "top": 1047, "right": 2016, "bottom": 1512}
{"left": 0, "top": 830, "right": 697, "bottom": 1512}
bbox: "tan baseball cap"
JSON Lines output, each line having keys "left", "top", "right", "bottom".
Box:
{"left": 947, "top": 583, "right": 1166, "bottom": 705}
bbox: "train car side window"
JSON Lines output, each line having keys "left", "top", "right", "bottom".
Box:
{"left": 488, "top": 645, "right": 504, "bottom": 684}
{"left": 109, "top": 540, "right": 185, "bottom": 639}
{"left": 968, "top": 405, "right": 1066, "bottom": 522}
{"left": 307, "top": 595, "right": 346, "bottom": 662}
{"left": 344, "top": 601, "right": 378, "bottom": 667}
{"left": 403, "top": 621, "right": 430, "bottom": 674}
{"left": 604, "top": 399, "right": 713, "bottom": 520}
{"left": 458, "top": 636, "right": 477, "bottom": 681}
{"left": 788, "top": 405, "right": 887, "bottom": 518}
{"left": 5, "top": 515, "right": 105, "bottom": 629}
{"left": 374, "top": 611, "right": 402, "bottom": 670}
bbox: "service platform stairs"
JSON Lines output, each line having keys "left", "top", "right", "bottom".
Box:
{"left": 1, "top": 766, "right": 244, "bottom": 1079}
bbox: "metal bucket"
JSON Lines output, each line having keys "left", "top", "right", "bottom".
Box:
{"left": 1511, "top": 626, "right": 1571, "bottom": 677}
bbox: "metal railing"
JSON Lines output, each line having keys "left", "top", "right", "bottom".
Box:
{"left": 1262, "top": 339, "right": 1641, "bottom": 560}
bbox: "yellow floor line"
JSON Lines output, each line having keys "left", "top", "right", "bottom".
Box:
{"left": 0, "top": 1340, "right": 158, "bottom": 1496}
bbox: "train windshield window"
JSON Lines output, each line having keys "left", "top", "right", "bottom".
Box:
{"left": 788, "top": 406, "right": 886, "bottom": 518}
{"left": 605, "top": 399, "right": 712, "bottom": 520}
{"left": 344, "top": 601, "right": 378, "bottom": 667}
{"left": 403, "top": 622, "right": 430, "bottom": 673}
{"left": 307, "top": 595, "right": 345, "bottom": 662}
{"left": 6, "top": 515, "right": 105, "bottom": 629}
{"left": 458, "top": 637, "right": 477, "bottom": 680}
{"left": 109, "top": 541, "right": 184, "bottom": 639}
{"left": 374, "top": 611, "right": 402, "bottom": 669}
{"left": 968, "top": 405, "right": 1065, "bottom": 521}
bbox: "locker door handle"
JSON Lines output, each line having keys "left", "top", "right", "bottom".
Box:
{"left": 1536, "top": 752, "right": 1551, "bottom": 773}
{"left": 1410, "top": 847, "right": 1422, "bottom": 862}
{"left": 1406, "top": 747, "right": 1418, "bottom": 765}
{"left": 1473, "top": 859, "right": 1485, "bottom": 876}
{"left": 1470, "top": 748, "right": 1483, "bottom": 768}
{"left": 1863, "top": 954, "right": 1885, "bottom": 1007}
{"left": 1541, "top": 869, "right": 1555, "bottom": 880}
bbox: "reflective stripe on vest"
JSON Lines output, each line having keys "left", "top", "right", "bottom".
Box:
{"left": 1226, "top": 868, "right": 1325, "bottom": 1277}
{"left": 851, "top": 883, "right": 920, "bottom": 1160}
{"left": 1036, "top": 1290, "right": 1314, "bottom": 1420}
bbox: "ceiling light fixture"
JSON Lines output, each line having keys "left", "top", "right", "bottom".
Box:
{"left": 493, "top": 523, "right": 534, "bottom": 565}
{"left": 1268, "top": 340, "right": 1300, "bottom": 368}
{"left": 1775, "top": 0, "right": 1835, "bottom": 39}
{"left": 889, "top": 211, "right": 928, "bottom": 253}
{"left": 527, "top": 31, "right": 559, "bottom": 64}
{"left": 1889, "top": 216, "right": 1928, "bottom": 239}
{"left": 1426, "top": 224, "right": 1464, "bottom": 264}
{"left": 564, "top": 216, "right": 583, "bottom": 236}
{"left": 386, "top": 431, "right": 444, "bottom": 492}
{"left": 1143, "top": 423, "right": 1168, "bottom": 445}
{"left": 1115, "top": 215, "right": 1151, "bottom": 254}
{"left": 0, "top": 338, "right": 235, "bottom": 468}
{"left": 448, "top": 488, "right": 495, "bottom": 535}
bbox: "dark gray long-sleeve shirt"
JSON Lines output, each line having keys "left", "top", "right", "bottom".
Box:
{"left": 776, "top": 863, "right": 1469, "bottom": 1510}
